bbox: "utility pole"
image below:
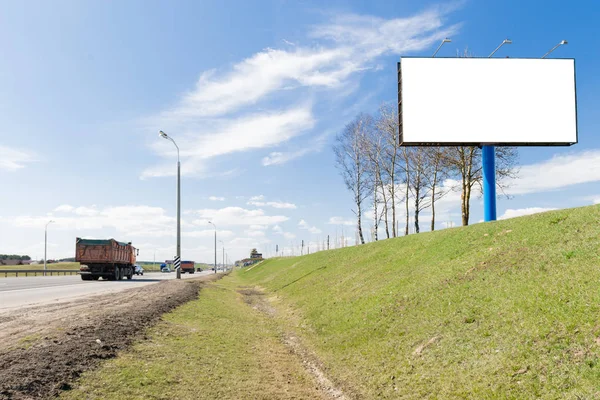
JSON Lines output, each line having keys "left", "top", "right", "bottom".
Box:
{"left": 44, "top": 220, "right": 54, "bottom": 276}
{"left": 209, "top": 221, "right": 217, "bottom": 273}
{"left": 327, "top": 235, "right": 330, "bottom": 250}
{"left": 159, "top": 131, "right": 181, "bottom": 279}
{"left": 301, "top": 240, "right": 304, "bottom": 255}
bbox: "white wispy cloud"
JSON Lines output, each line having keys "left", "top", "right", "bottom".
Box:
{"left": 142, "top": 106, "right": 314, "bottom": 178}
{"left": 262, "top": 131, "right": 331, "bottom": 166}
{"left": 13, "top": 205, "right": 179, "bottom": 237}
{"left": 0, "top": 145, "right": 36, "bottom": 171}
{"left": 298, "top": 219, "right": 322, "bottom": 234}
{"left": 209, "top": 196, "right": 226, "bottom": 201}
{"left": 328, "top": 216, "right": 354, "bottom": 226}
{"left": 54, "top": 204, "right": 74, "bottom": 212}
{"left": 190, "top": 206, "right": 289, "bottom": 227}
{"left": 283, "top": 232, "right": 296, "bottom": 239}
{"left": 143, "top": 8, "right": 459, "bottom": 178}
{"left": 499, "top": 207, "right": 557, "bottom": 220}
{"left": 508, "top": 150, "right": 600, "bottom": 195}
{"left": 248, "top": 200, "right": 297, "bottom": 209}
{"left": 247, "top": 195, "right": 297, "bottom": 209}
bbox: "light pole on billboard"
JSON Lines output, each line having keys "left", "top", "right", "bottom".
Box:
{"left": 208, "top": 221, "right": 217, "bottom": 273}
{"left": 159, "top": 130, "right": 181, "bottom": 279}
{"left": 482, "top": 39, "right": 512, "bottom": 222}
{"left": 542, "top": 40, "right": 567, "bottom": 59}
{"left": 432, "top": 38, "right": 451, "bottom": 57}
{"left": 44, "top": 220, "right": 54, "bottom": 276}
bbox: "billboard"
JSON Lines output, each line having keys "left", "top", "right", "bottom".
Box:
{"left": 398, "top": 57, "right": 577, "bottom": 146}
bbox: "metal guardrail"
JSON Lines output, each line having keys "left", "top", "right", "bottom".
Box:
{"left": 2, "top": 269, "right": 80, "bottom": 278}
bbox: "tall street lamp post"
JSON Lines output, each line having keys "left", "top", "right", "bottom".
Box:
{"left": 209, "top": 221, "right": 217, "bottom": 273}
{"left": 44, "top": 220, "right": 54, "bottom": 276}
{"left": 159, "top": 130, "right": 181, "bottom": 280}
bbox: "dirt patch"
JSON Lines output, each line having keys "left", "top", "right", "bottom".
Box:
{"left": 238, "top": 286, "right": 347, "bottom": 400}
{"left": 0, "top": 274, "right": 221, "bottom": 399}
{"left": 237, "top": 287, "right": 277, "bottom": 316}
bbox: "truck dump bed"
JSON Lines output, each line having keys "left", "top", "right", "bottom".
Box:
{"left": 75, "top": 238, "right": 136, "bottom": 265}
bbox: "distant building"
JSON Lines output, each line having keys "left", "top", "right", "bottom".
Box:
{"left": 250, "top": 253, "right": 262, "bottom": 259}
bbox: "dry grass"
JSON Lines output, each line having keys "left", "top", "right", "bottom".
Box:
{"left": 61, "top": 280, "right": 330, "bottom": 399}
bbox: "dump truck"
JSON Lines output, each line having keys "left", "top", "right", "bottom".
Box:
{"left": 181, "top": 260, "right": 195, "bottom": 274}
{"left": 76, "top": 238, "right": 138, "bottom": 281}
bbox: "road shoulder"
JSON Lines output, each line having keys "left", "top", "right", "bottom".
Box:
{"left": 60, "top": 276, "right": 337, "bottom": 399}
{"left": 0, "top": 274, "right": 220, "bottom": 399}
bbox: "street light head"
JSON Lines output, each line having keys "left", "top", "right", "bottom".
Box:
{"left": 504, "top": 39, "right": 512, "bottom": 44}
{"left": 443, "top": 38, "right": 451, "bottom": 43}
{"left": 159, "top": 130, "right": 168, "bottom": 139}
{"left": 560, "top": 40, "right": 568, "bottom": 45}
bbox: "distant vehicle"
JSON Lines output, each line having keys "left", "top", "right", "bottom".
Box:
{"left": 134, "top": 265, "right": 144, "bottom": 276}
{"left": 196, "top": 267, "right": 203, "bottom": 272}
{"left": 161, "top": 266, "right": 171, "bottom": 273}
{"left": 181, "top": 260, "right": 195, "bottom": 274}
{"left": 76, "top": 238, "right": 138, "bottom": 281}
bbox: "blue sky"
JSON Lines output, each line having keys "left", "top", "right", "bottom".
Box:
{"left": 1, "top": 0, "right": 599, "bottom": 263}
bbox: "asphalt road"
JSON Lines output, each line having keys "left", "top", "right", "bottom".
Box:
{"left": 0, "top": 270, "right": 217, "bottom": 311}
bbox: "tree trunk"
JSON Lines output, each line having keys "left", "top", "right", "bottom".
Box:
{"left": 391, "top": 182, "right": 396, "bottom": 238}
{"left": 414, "top": 187, "right": 420, "bottom": 234}
{"left": 357, "top": 197, "right": 365, "bottom": 244}
{"left": 430, "top": 169, "right": 438, "bottom": 232}
{"left": 380, "top": 173, "right": 390, "bottom": 239}
{"left": 461, "top": 179, "right": 469, "bottom": 226}
{"left": 373, "top": 183, "right": 378, "bottom": 241}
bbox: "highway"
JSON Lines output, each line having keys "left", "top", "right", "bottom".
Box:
{"left": 0, "top": 270, "right": 216, "bottom": 311}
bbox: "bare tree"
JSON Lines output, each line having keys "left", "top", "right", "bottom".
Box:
{"left": 375, "top": 104, "right": 402, "bottom": 237}
{"left": 400, "top": 146, "right": 411, "bottom": 235}
{"left": 407, "top": 148, "right": 433, "bottom": 234}
{"left": 424, "top": 147, "right": 450, "bottom": 231}
{"left": 364, "top": 113, "right": 393, "bottom": 241}
{"left": 443, "top": 146, "right": 518, "bottom": 225}
{"left": 333, "top": 114, "right": 372, "bottom": 245}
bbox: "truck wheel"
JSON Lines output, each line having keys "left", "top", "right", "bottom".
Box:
{"left": 81, "top": 275, "right": 92, "bottom": 281}
{"left": 92, "top": 276, "right": 100, "bottom": 280}
{"left": 114, "top": 267, "right": 120, "bottom": 281}
{"left": 126, "top": 274, "right": 132, "bottom": 280}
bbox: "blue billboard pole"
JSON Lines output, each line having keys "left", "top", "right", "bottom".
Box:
{"left": 482, "top": 145, "right": 497, "bottom": 221}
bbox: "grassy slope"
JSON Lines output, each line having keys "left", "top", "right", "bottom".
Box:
{"left": 238, "top": 205, "right": 600, "bottom": 398}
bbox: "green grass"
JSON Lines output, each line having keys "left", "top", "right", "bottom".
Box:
{"left": 0, "top": 262, "right": 80, "bottom": 277}
{"left": 61, "top": 280, "right": 326, "bottom": 400}
{"left": 234, "top": 205, "right": 600, "bottom": 398}
{"left": 59, "top": 205, "right": 600, "bottom": 399}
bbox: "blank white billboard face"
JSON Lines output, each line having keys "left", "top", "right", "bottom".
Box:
{"left": 399, "top": 58, "right": 577, "bottom": 145}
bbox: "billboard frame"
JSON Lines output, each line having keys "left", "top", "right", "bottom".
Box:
{"left": 397, "top": 57, "right": 578, "bottom": 147}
